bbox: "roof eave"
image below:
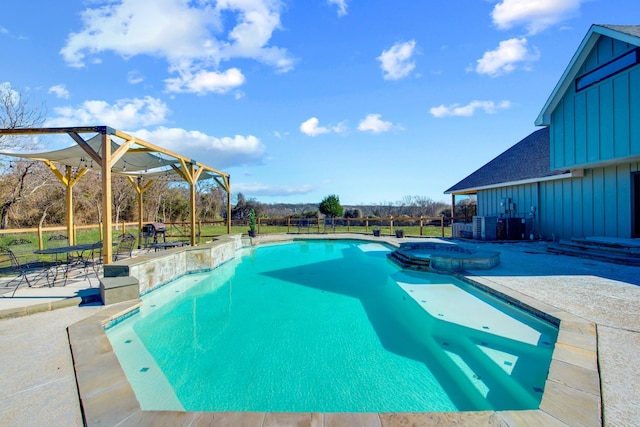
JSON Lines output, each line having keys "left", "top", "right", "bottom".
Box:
{"left": 536, "top": 25, "right": 640, "bottom": 126}
{"left": 444, "top": 171, "right": 573, "bottom": 195}
{"left": 535, "top": 26, "right": 603, "bottom": 126}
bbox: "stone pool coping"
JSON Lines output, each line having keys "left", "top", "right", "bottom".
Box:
{"left": 69, "top": 234, "right": 601, "bottom": 426}
{"left": 391, "top": 241, "right": 501, "bottom": 271}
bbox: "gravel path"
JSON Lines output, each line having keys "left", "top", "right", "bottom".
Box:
{"left": 0, "top": 305, "right": 103, "bottom": 427}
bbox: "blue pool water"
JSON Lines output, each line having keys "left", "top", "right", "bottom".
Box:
{"left": 107, "top": 240, "right": 557, "bottom": 413}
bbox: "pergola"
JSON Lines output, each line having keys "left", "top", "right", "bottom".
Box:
{"left": 0, "top": 126, "right": 231, "bottom": 264}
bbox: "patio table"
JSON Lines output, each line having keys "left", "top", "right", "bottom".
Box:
{"left": 34, "top": 242, "right": 103, "bottom": 286}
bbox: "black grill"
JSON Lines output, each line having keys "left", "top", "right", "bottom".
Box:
{"left": 141, "top": 222, "right": 166, "bottom": 245}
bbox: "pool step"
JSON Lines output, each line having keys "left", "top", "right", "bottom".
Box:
{"left": 547, "top": 238, "right": 640, "bottom": 266}
{"left": 387, "top": 250, "right": 431, "bottom": 271}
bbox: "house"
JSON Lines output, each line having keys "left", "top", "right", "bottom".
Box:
{"left": 446, "top": 24, "right": 640, "bottom": 241}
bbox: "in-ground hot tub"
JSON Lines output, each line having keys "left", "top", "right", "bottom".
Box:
{"left": 388, "top": 241, "right": 500, "bottom": 271}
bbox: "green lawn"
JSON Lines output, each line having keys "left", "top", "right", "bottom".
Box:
{"left": 0, "top": 223, "right": 453, "bottom": 258}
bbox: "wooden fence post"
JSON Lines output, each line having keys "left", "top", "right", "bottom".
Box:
{"left": 37, "top": 225, "right": 44, "bottom": 250}
{"left": 287, "top": 217, "right": 291, "bottom": 233}
{"left": 419, "top": 216, "right": 423, "bottom": 236}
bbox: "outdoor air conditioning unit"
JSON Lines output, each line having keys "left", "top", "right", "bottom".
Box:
{"left": 473, "top": 216, "right": 498, "bottom": 240}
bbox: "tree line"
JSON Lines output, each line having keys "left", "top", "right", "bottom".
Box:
{"left": 0, "top": 85, "right": 476, "bottom": 230}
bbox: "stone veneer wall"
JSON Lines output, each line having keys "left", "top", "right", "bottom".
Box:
{"left": 103, "top": 234, "right": 243, "bottom": 296}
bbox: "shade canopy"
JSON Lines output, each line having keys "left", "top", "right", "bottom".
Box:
{"left": 0, "top": 126, "right": 232, "bottom": 263}
{"left": 0, "top": 134, "right": 220, "bottom": 182}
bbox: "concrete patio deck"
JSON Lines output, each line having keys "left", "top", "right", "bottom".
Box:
{"left": 0, "top": 235, "right": 638, "bottom": 426}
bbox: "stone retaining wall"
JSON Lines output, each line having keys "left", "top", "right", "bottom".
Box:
{"left": 103, "top": 234, "right": 242, "bottom": 298}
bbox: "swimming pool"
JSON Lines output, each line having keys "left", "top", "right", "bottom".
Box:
{"left": 106, "top": 239, "right": 557, "bottom": 413}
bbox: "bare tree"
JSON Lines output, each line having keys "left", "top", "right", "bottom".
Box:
{"left": 197, "top": 182, "right": 226, "bottom": 221}
{"left": 0, "top": 82, "right": 46, "bottom": 150}
{"left": 144, "top": 178, "right": 169, "bottom": 222}
{"left": 455, "top": 197, "right": 477, "bottom": 222}
{"left": 0, "top": 84, "right": 48, "bottom": 228}
{"left": 74, "top": 172, "right": 102, "bottom": 225}
{"left": 0, "top": 161, "right": 54, "bottom": 228}
{"left": 112, "top": 176, "right": 136, "bottom": 225}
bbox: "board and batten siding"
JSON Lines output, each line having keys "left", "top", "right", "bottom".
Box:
{"left": 477, "top": 183, "right": 538, "bottom": 219}
{"left": 551, "top": 36, "right": 640, "bottom": 170}
{"left": 537, "top": 163, "right": 637, "bottom": 240}
{"left": 477, "top": 161, "right": 639, "bottom": 240}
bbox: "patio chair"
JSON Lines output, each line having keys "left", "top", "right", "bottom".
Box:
{"left": 0, "top": 246, "right": 48, "bottom": 296}
{"left": 47, "top": 233, "right": 74, "bottom": 264}
{"left": 0, "top": 246, "right": 26, "bottom": 297}
{"left": 73, "top": 241, "right": 105, "bottom": 286}
{"left": 298, "top": 217, "right": 310, "bottom": 233}
{"left": 7, "top": 238, "right": 41, "bottom": 268}
{"left": 113, "top": 233, "right": 136, "bottom": 262}
{"left": 47, "top": 234, "right": 69, "bottom": 249}
{"left": 324, "top": 217, "right": 336, "bottom": 233}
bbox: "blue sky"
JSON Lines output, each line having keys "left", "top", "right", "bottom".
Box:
{"left": 1, "top": 0, "right": 639, "bottom": 205}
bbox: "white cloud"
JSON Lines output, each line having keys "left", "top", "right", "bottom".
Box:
{"left": 133, "top": 126, "right": 266, "bottom": 168}
{"left": 429, "top": 100, "right": 512, "bottom": 118}
{"left": 328, "top": 0, "right": 348, "bottom": 17}
{"left": 164, "top": 67, "right": 245, "bottom": 95}
{"left": 127, "top": 70, "right": 145, "bottom": 85}
{"left": 273, "top": 131, "right": 287, "bottom": 139}
{"left": 492, "top": 0, "right": 581, "bottom": 35}
{"left": 377, "top": 40, "right": 417, "bottom": 80}
{"left": 59, "top": 0, "right": 294, "bottom": 93}
{"left": 0, "top": 82, "right": 20, "bottom": 102}
{"left": 233, "top": 182, "right": 316, "bottom": 197}
{"left": 475, "top": 38, "right": 539, "bottom": 77}
{"left": 300, "top": 117, "right": 331, "bottom": 137}
{"left": 358, "top": 114, "right": 393, "bottom": 133}
{"left": 331, "top": 121, "right": 348, "bottom": 135}
{"left": 46, "top": 96, "right": 171, "bottom": 128}
{"left": 48, "top": 84, "right": 70, "bottom": 99}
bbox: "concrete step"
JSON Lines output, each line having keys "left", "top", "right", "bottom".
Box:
{"left": 569, "top": 238, "right": 640, "bottom": 254}
{"left": 548, "top": 242, "right": 640, "bottom": 266}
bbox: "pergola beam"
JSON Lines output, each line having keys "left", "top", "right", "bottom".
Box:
{"left": 101, "top": 133, "right": 113, "bottom": 263}
{"left": 68, "top": 132, "right": 102, "bottom": 165}
{"left": 0, "top": 126, "right": 115, "bottom": 135}
{"left": 126, "top": 176, "right": 155, "bottom": 249}
{"left": 43, "top": 162, "right": 88, "bottom": 245}
{"left": 0, "top": 126, "right": 232, "bottom": 264}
